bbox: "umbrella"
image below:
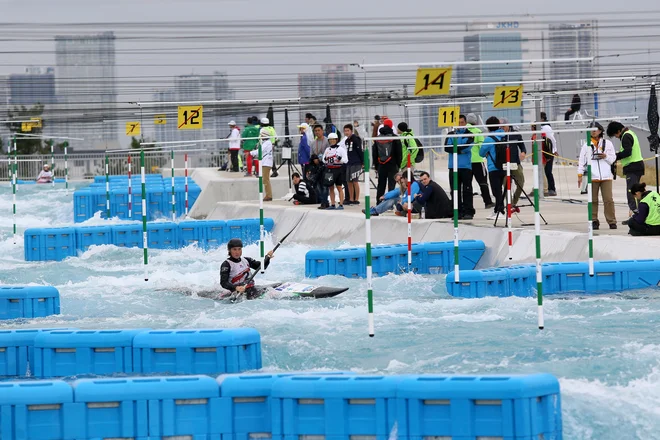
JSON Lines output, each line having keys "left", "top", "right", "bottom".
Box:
{"left": 283, "top": 108, "right": 292, "bottom": 148}
{"left": 648, "top": 83, "right": 659, "bottom": 191}
{"left": 266, "top": 104, "right": 274, "bottom": 127}
{"left": 323, "top": 104, "right": 335, "bottom": 136}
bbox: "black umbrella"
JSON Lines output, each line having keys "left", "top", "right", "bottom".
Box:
{"left": 266, "top": 104, "right": 274, "bottom": 127}
{"left": 648, "top": 83, "right": 659, "bottom": 191}
{"left": 323, "top": 104, "right": 334, "bottom": 136}
{"left": 283, "top": 108, "right": 292, "bottom": 148}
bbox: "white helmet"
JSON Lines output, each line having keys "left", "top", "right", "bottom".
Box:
{"left": 260, "top": 117, "right": 269, "bottom": 125}
{"left": 259, "top": 128, "right": 270, "bottom": 138}
{"left": 328, "top": 132, "right": 339, "bottom": 140}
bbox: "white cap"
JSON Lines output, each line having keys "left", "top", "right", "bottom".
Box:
{"left": 328, "top": 132, "right": 339, "bottom": 140}
{"left": 228, "top": 120, "right": 236, "bottom": 126}
{"left": 260, "top": 117, "right": 269, "bottom": 125}
{"left": 297, "top": 122, "right": 310, "bottom": 130}
{"left": 259, "top": 128, "right": 270, "bottom": 138}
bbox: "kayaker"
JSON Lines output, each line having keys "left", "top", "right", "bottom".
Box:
{"left": 220, "top": 238, "right": 274, "bottom": 299}
{"left": 36, "top": 164, "right": 53, "bottom": 183}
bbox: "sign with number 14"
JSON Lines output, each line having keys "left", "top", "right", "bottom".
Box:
{"left": 414, "top": 67, "right": 453, "bottom": 96}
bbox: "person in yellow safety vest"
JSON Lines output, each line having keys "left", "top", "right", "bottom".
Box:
{"left": 606, "top": 121, "right": 645, "bottom": 223}
{"left": 466, "top": 113, "right": 494, "bottom": 209}
{"left": 260, "top": 117, "right": 278, "bottom": 145}
{"left": 627, "top": 183, "right": 660, "bottom": 236}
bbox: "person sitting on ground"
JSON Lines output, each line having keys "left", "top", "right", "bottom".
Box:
{"left": 343, "top": 124, "right": 363, "bottom": 205}
{"left": 220, "top": 238, "right": 274, "bottom": 299}
{"left": 395, "top": 173, "right": 423, "bottom": 217}
{"left": 291, "top": 172, "right": 317, "bottom": 205}
{"left": 363, "top": 172, "right": 404, "bottom": 216}
{"left": 414, "top": 171, "right": 453, "bottom": 219}
{"left": 36, "top": 164, "right": 53, "bottom": 183}
{"left": 627, "top": 183, "right": 660, "bottom": 236}
{"left": 307, "top": 154, "right": 326, "bottom": 207}
{"left": 321, "top": 132, "right": 348, "bottom": 210}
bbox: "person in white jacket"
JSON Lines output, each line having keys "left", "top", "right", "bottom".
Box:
{"left": 227, "top": 121, "right": 241, "bottom": 172}
{"left": 251, "top": 128, "right": 273, "bottom": 201}
{"left": 577, "top": 122, "right": 617, "bottom": 229}
{"left": 321, "top": 132, "right": 348, "bottom": 209}
{"left": 540, "top": 112, "right": 558, "bottom": 196}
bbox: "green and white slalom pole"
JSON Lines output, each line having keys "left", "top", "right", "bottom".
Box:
{"left": 13, "top": 137, "right": 18, "bottom": 194}
{"left": 364, "top": 147, "right": 374, "bottom": 337}
{"left": 140, "top": 149, "right": 149, "bottom": 282}
{"left": 64, "top": 142, "right": 69, "bottom": 195}
{"left": 586, "top": 132, "right": 594, "bottom": 276}
{"left": 104, "top": 152, "right": 110, "bottom": 219}
{"left": 258, "top": 142, "right": 265, "bottom": 274}
{"left": 452, "top": 137, "right": 460, "bottom": 282}
{"left": 11, "top": 138, "right": 17, "bottom": 245}
{"left": 171, "top": 150, "right": 176, "bottom": 221}
{"left": 532, "top": 132, "right": 544, "bottom": 330}
{"left": 50, "top": 141, "right": 55, "bottom": 188}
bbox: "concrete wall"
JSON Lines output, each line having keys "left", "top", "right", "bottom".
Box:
{"left": 206, "top": 202, "right": 660, "bottom": 268}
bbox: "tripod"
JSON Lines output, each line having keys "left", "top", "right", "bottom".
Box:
{"left": 494, "top": 172, "right": 548, "bottom": 227}
{"left": 271, "top": 145, "right": 300, "bottom": 191}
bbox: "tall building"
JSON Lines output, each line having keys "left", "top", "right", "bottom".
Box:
{"left": 298, "top": 64, "right": 357, "bottom": 124}
{"left": 55, "top": 31, "right": 118, "bottom": 151}
{"left": 8, "top": 67, "right": 56, "bottom": 106}
{"left": 546, "top": 21, "right": 599, "bottom": 120}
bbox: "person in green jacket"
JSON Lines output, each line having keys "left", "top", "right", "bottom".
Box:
{"left": 398, "top": 122, "right": 419, "bottom": 169}
{"left": 466, "top": 113, "right": 493, "bottom": 209}
{"left": 242, "top": 116, "right": 260, "bottom": 176}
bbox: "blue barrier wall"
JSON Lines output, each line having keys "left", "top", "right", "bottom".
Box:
{"left": 0, "top": 286, "right": 60, "bottom": 321}
{"left": 0, "top": 373, "right": 562, "bottom": 440}
{"left": 1, "top": 327, "right": 261, "bottom": 379}
{"left": 446, "top": 259, "right": 660, "bottom": 298}
{"left": 74, "top": 175, "right": 201, "bottom": 222}
{"left": 305, "top": 240, "right": 486, "bottom": 278}
{"left": 24, "top": 218, "right": 275, "bottom": 261}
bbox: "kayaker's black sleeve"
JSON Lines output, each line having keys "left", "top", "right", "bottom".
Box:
{"left": 219, "top": 260, "right": 235, "bottom": 291}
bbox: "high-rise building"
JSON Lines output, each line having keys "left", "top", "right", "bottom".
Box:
{"left": 298, "top": 64, "right": 357, "bottom": 124}
{"left": 8, "top": 67, "right": 56, "bottom": 106}
{"left": 55, "top": 31, "right": 118, "bottom": 151}
{"left": 546, "top": 21, "right": 599, "bottom": 120}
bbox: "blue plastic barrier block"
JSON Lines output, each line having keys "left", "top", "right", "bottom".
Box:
{"left": 620, "top": 259, "right": 660, "bottom": 290}
{"left": 370, "top": 245, "right": 400, "bottom": 277}
{"left": 505, "top": 265, "right": 536, "bottom": 297}
{"left": 203, "top": 220, "right": 228, "bottom": 250}
{"left": 111, "top": 223, "right": 143, "bottom": 248}
{"left": 73, "top": 190, "right": 93, "bottom": 223}
{"left": 147, "top": 221, "right": 178, "bottom": 249}
{"left": 0, "top": 287, "right": 26, "bottom": 320}
{"left": 392, "top": 243, "right": 426, "bottom": 274}
{"left": 335, "top": 247, "right": 367, "bottom": 278}
{"left": 133, "top": 328, "right": 262, "bottom": 375}
{"left": 72, "top": 376, "right": 221, "bottom": 440}
{"left": 425, "top": 240, "right": 485, "bottom": 274}
{"left": 271, "top": 375, "right": 398, "bottom": 440}
{"left": 0, "top": 286, "right": 60, "bottom": 320}
{"left": 305, "top": 250, "right": 337, "bottom": 278}
{"left": 0, "top": 329, "right": 73, "bottom": 377}
{"left": 90, "top": 187, "right": 109, "bottom": 219}
{"left": 446, "top": 268, "right": 510, "bottom": 298}
{"left": 225, "top": 218, "right": 275, "bottom": 244}
{"left": 109, "top": 188, "right": 130, "bottom": 219}
{"left": 23, "top": 228, "right": 76, "bottom": 262}
{"left": 178, "top": 220, "right": 204, "bottom": 248}
{"left": 0, "top": 380, "right": 82, "bottom": 440}
{"left": 216, "top": 372, "right": 354, "bottom": 440}
{"left": 75, "top": 225, "right": 113, "bottom": 253}
{"left": 146, "top": 186, "right": 168, "bottom": 220}
{"left": 33, "top": 329, "right": 145, "bottom": 378}
{"left": 396, "top": 374, "right": 562, "bottom": 440}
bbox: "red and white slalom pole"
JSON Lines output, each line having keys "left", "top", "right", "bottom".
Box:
{"left": 184, "top": 153, "right": 189, "bottom": 217}
{"left": 506, "top": 146, "right": 513, "bottom": 260}
{"left": 128, "top": 155, "right": 133, "bottom": 219}
{"left": 406, "top": 153, "right": 412, "bottom": 270}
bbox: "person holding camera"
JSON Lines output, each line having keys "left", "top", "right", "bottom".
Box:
{"left": 578, "top": 122, "right": 617, "bottom": 229}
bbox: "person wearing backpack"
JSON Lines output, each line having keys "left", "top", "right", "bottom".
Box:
{"left": 466, "top": 113, "right": 494, "bottom": 209}
{"left": 479, "top": 116, "right": 507, "bottom": 220}
{"left": 373, "top": 125, "right": 403, "bottom": 201}
{"left": 397, "top": 122, "right": 422, "bottom": 169}
{"left": 444, "top": 115, "right": 475, "bottom": 219}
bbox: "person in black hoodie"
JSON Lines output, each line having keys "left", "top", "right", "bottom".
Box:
{"left": 373, "top": 125, "right": 403, "bottom": 200}
{"left": 343, "top": 124, "right": 364, "bottom": 205}
{"left": 306, "top": 154, "right": 326, "bottom": 207}
{"left": 291, "top": 172, "right": 317, "bottom": 205}
{"left": 414, "top": 171, "right": 453, "bottom": 219}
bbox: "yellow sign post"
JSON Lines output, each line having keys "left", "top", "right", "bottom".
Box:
{"left": 177, "top": 106, "right": 203, "bottom": 130}
{"left": 126, "top": 122, "right": 141, "bottom": 136}
{"left": 154, "top": 114, "right": 167, "bottom": 125}
{"left": 493, "top": 85, "right": 523, "bottom": 108}
{"left": 414, "top": 67, "right": 453, "bottom": 96}
{"left": 437, "top": 106, "right": 460, "bottom": 127}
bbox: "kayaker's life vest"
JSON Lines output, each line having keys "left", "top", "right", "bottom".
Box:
{"left": 226, "top": 257, "right": 253, "bottom": 288}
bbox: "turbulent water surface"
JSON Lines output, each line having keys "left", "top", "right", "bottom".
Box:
{"left": 1, "top": 183, "right": 659, "bottom": 439}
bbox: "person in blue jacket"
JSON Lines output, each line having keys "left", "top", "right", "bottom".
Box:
{"left": 363, "top": 173, "right": 421, "bottom": 216}
{"left": 445, "top": 114, "right": 475, "bottom": 219}
{"left": 297, "top": 123, "right": 311, "bottom": 172}
{"left": 479, "top": 116, "right": 507, "bottom": 220}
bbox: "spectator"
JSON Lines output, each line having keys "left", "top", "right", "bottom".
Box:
{"left": 304, "top": 113, "right": 316, "bottom": 142}
{"left": 480, "top": 116, "right": 506, "bottom": 220}
{"left": 396, "top": 173, "right": 423, "bottom": 216}
{"left": 227, "top": 121, "right": 241, "bottom": 172}
{"left": 363, "top": 172, "right": 403, "bottom": 216}
{"left": 343, "top": 124, "right": 363, "bottom": 205}
{"left": 540, "top": 112, "right": 558, "bottom": 196}
{"left": 373, "top": 125, "right": 403, "bottom": 201}
{"left": 607, "top": 121, "right": 645, "bottom": 220}
{"left": 260, "top": 117, "right": 278, "bottom": 146}
{"left": 311, "top": 124, "right": 330, "bottom": 157}
{"left": 291, "top": 172, "right": 317, "bottom": 205}
{"left": 398, "top": 122, "right": 419, "bottom": 169}
{"left": 444, "top": 115, "right": 475, "bottom": 220}
{"left": 500, "top": 118, "right": 527, "bottom": 211}
{"left": 241, "top": 116, "right": 260, "bottom": 176}
{"left": 251, "top": 128, "right": 273, "bottom": 201}
{"left": 297, "top": 123, "right": 311, "bottom": 171}
{"left": 467, "top": 113, "right": 493, "bottom": 209}
{"left": 627, "top": 183, "right": 660, "bottom": 236}
{"left": 371, "top": 115, "right": 382, "bottom": 139}
{"left": 321, "top": 133, "right": 348, "bottom": 209}
{"left": 578, "top": 121, "right": 617, "bottom": 229}
{"left": 353, "top": 119, "right": 367, "bottom": 140}
{"left": 414, "top": 171, "right": 452, "bottom": 219}
{"left": 306, "top": 154, "right": 326, "bottom": 207}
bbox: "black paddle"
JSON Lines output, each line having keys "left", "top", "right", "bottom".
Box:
{"left": 229, "top": 215, "right": 305, "bottom": 301}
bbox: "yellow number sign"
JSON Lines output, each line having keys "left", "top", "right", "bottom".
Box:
{"left": 177, "top": 106, "right": 203, "bottom": 130}
{"left": 154, "top": 114, "right": 167, "bottom": 125}
{"left": 493, "top": 85, "right": 523, "bottom": 108}
{"left": 30, "top": 117, "right": 42, "bottom": 128}
{"left": 126, "top": 122, "right": 141, "bottom": 136}
{"left": 414, "top": 67, "right": 453, "bottom": 96}
{"left": 438, "top": 106, "right": 460, "bottom": 127}
{"left": 21, "top": 122, "right": 33, "bottom": 132}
